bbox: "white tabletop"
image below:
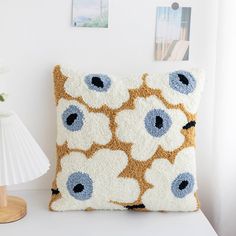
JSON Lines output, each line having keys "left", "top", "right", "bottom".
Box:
{"left": 1, "top": 190, "right": 217, "bottom": 236}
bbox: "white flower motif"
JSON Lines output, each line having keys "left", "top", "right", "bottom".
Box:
{"left": 57, "top": 98, "right": 112, "bottom": 150}
{"left": 142, "top": 147, "right": 198, "bottom": 211}
{"left": 51, "top": 149, "right": 140, "bottom": 211}
{"left": 116, "top": 96, "right": 187, "bottom": 161}
{"left": 146, "top": 69, "right": 205, "bottom": 114}
{"left": 61, "top": 66, "right": 143, "bottom": 109}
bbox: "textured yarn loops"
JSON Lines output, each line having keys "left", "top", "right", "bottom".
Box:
{"left": 49, "top": 65, "right": 204, "bottom": 212}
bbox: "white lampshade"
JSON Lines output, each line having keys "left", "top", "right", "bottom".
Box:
{"left": 0, "top": 111, "right": 50, "bottom": 186}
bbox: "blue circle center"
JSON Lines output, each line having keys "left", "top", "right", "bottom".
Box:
{"left": 85, "top": 74, "right": 111, "bottom": 92}
{"left": 62, "top": 105, "right": 84, "bottom": 132}
{"left": 171, "top": 172, "right": 194, "bottom": 198}
{"left": 144, "top": 109, "right": 172, "bottom": 137}
{"left": 169, "top": 71, "right": 196, "bottom": 94}
{"left": 67, "top": 172, "right": 93, "bottom": 201}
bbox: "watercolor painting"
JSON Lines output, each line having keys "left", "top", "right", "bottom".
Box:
{"left": 155, "top": 7, "right": 192, "bottom": 61}
{"left": 72, "top": 0, "right": 109, "bottom": 28}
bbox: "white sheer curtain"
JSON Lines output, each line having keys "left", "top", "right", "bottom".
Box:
{"left": 212, "top": 1, "right": 236, "bottom": 235}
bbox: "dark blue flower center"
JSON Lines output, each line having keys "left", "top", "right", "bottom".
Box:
{"left": 73, "top": 183, "right": 84, "bottom": 193}
{"left": 155, "top": 116, "right": 163, "bottom": 129}
{"left": 91, "top": 77, "right": 104, "bottom": 88}
{"left": 179, "top": 180, "right": 188, "bottom": 190}
{"left": 178, "top": 74, "right": 189, "bottom": 85}
{"left": 66, "top": 113, "right": 78, "bottom": 125}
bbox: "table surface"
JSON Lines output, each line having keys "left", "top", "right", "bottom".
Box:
{"left": 0, "top": 190, "right": 217, "bottom": 236}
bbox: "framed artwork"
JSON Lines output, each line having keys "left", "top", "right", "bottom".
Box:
{"left": 72, "top": 0, "right": 109, "bottom": 28}
{"left": 155, "top": 6, "right": 192, "bottom": 61}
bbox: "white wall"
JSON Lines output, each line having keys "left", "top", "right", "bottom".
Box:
{"left": 0, "top": 0, "right": 219, "bottom": 229}
{"left": 212, "top": 1, "right": 236, "bottom": 236}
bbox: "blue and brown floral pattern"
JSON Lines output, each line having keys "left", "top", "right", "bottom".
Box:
{"left": 116, "top": 96, "right": 187, "bottom": 161}
{"left": 61, "top": 66, "right": 143, "bottom": 109}
{"left": 51, "top": 149, "right": 140, "bottom": 211}
{"left": 146, "top": 69, "right": 204, "bottom": 113}
{"left": 57, "top": 98, "right": 112, "bottom": 150}
{"left": 51, "top": 65, "right": 204, "bottom": 212}
{"left": 142, "top": 147, "right": 198, "bottom": 211}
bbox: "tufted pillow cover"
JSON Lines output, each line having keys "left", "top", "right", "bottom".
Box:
{"left": 49, "top": 65, "right": 204, "bottom": 212}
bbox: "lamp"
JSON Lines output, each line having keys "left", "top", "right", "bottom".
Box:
{"left": 0, "top": 111, "right": 50, "bottom": 223}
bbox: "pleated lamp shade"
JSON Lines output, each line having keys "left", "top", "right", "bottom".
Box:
{"left": 0, "top": 111, "right": 50, "bottom": 186}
